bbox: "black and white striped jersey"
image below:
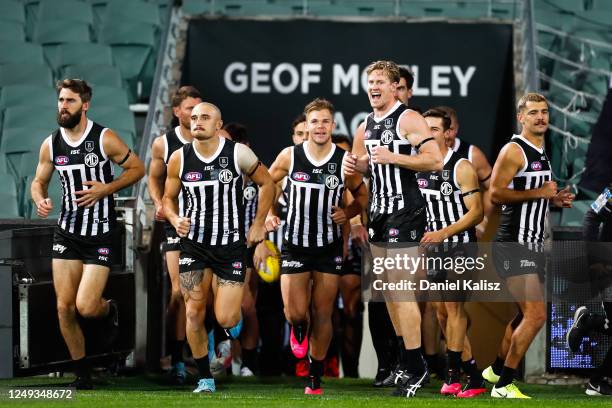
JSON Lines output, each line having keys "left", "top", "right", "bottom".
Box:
{"left": 267, "top": 178, "right": 288, "bottom": 251}
{"left": 49, "top": 119, "right": 116, "bottom": 237}
{"left": 416, "top": 149, "right": 476, "bottom": 243}
{"left": 364, "top": 101, "right": 426, "bottom": 215}
{"left": 179, "top": 138, "right": 245, "bottom": 246}
{"left": 284, "top": 142, "right": 346, "bottom": 248}
{"left": 243, "top": 179, "right": 258, "bottom": 234}
{"left": 496, "top": 135, "right": 551, "bottom": 244}
{"left": 452, "top": 137, "right": 473, "bottom": 163}
{"left": 163, "top": 126, "right": 189, "bottom": 217}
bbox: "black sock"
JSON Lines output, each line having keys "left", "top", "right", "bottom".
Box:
{"left": 497, "top": 366, "right": 515, "bottom": 387}
{"left": 396, "top": 336, "right": 405, "bottom": 368}
{"left": 447, "top": 350, "right": 461, "bottom": 371}
{"left": 405, "top": 348, "right": 426, "bottom": 375}
{"left": 461, "top": 358, "right": 480, "bottom": 377}
{"left": 195, "top": 356, "right": 212, "bottom": 378}
{"left": 73, "top": 357, "right": 91, "bottom": 379}
{"left": 294, "top": 322, "right": 307, "bottom": 343}
{"left": 309, "top": 356, "right": 324, "bottom": 378}
{"left": 424, "top": 353, "right": 437, "bottom": 372}
{"left": 242, "top": 347, "right": 258, "bottom": 372}
{"left": 214, "top": 323, "right": 229, "bottom": 345}
{"left": 171, "top": 339, "right": 185, "bottom": 366}
{"left": 368, "top": 303, "right": 396, "bottom": 372}
{"left": 492, "top": 356, "right": 505, "bottom": 375}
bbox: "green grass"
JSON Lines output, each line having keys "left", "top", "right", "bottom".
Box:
{"left": 0, "top": 375, "right": 598, "bottom": 407}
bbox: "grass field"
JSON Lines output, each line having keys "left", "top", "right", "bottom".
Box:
{"left": 0, "top": 374, "right": 601, "bottom": 407}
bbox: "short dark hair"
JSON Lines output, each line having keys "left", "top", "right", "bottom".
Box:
{"left": 436, "top": 105, "right": 457, "bottom": 124}
{"left": 398, "top": 66, "right": 414, "bottom": 89}
{"left": 171, "top": 85, "right": 201, "bottom": 108}
{"left": 332, "top": 134, "right": 352, "bottom": 149}
{"left": 291, "top": 113, "right": 306, "bottom": 132}
{"left": 304, "top": 98, "right": 335, "bottom": 117}
{"left": 223, "top": 122, "right": 248, "bottom": 144}
{"left": 56, "top": 78, "right": 92, "bottom": 103}
{"left": 423, "top": 108, "right": 451, "bottom": 131}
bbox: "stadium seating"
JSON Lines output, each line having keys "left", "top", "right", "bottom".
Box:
{"left": 0, "top": 41, "right": 45, "bottom": 65}
{"left": 37, "top": 0, "right": 94, "bottom": 25}
{"left": 0, "top": 22, "right": 26, "bottom": 42}
{"left": 60, "top": 64, "right": 124, "bottom": 88}
{"left": 0, "top": 63, "right": 53, "bottom": 88}
{"left": 49, "top": 43, "right": 114, "bottom": 75}
{"left": 24, "top": 173, "right": 63, "bottom": 219}
{"left": 0, "top": 0, "right": 26, "bottom": 25}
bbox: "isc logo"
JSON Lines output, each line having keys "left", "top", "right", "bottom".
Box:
{"left": 185, "top": 172, "right": 202, "bottom": 181}
{"left": 55, "top": 156, "right": 69, "bottom": 165}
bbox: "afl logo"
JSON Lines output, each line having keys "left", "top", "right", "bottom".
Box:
{"left": 185, "top": 172, "right": 202, "bottom": 181}
{"left": 232, "top": 261, "right": 242, "bottom": 269}
{"left": 244, "top": 186, "right": 256, "bottom": 200}
{"left": 381, "top": 130, "right": 394, "bottom": 145}
{"left": 325, "top": 175, "right": 339, "bottom": 189}
{"left": 293, "top": 172, "right": 310, "bottom": 182}
{"left": 531, "top": 161, "right": 542, "bottom": 171}
{"left": 84, "top": 153, "right": 98, "bottom": 167}
{"left": 389, "top": 228, "right": 399, "bottom": 237}
{"left": 97, "top": 248, "right": 110, "bottom": 255}
{"left": 417, "top": 178, "right": 428, "bottom": 188}
{"left": 441, "top": 182, "right": 453, "bottom": 196}
{"left": 55, "top": 156, "right": 69, "bottom": 165}
{"left": 219, "top": 169, "right": 233, "bottom": 184}
{"left": 365, "top": 130, "right": 372, "bottom": 139}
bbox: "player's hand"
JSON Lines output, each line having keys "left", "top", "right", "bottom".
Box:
{"left": 265, "top": 215, "right": 281, "bottom": 232}
{"left": 539, "top": 181, "right": 558, "bottom": 199}
{"left": 331, "top": 206, "right": 347, "bottom": 225}
{"left": 154, "top": 202, "right": 165, "bottom": 221}
{"left": 36, "top": 198, "right": 53, "bottom": 218}
{"left": 343, "top": 153, "right": 369, "bottom": 175}
{"left": 253, "top": 240, "right": 276, "bottom": 271}
{"left": 371, "top": 146, "right": 395, "bottom": 165}
{"left": 420, "top": 230, "right": 447, "bottom": 245}
{"left": 351, "top": 224, "right": 368, "bottom": 247}
{"left": 173, "top": 217, "right": 190, "bottom": 238}
{"left": 75, "top": 181, "right": 111, "bottom": 208}
{"left": 247, "top": 221, "right": 267, "bottom": 246}
{"left": 552, "top": 185, "right": 575, "bottom": 208}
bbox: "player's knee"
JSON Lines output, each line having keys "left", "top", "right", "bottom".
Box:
{"left": 76, "top": 299, "right": 98, "bottom": 318}
{"left": 311, "top": 301, "right": 333, "bottom": 319}
{"left": 216, "top": 311, "right": 240, "bottom": 328}
{"left": 185, "top": 305, "right": 204, "bottom": 327}
{"left": 56, "top": 300, "right": 76, "bottom": 319}
{"left": 284, "top": 307, "right": 308, "bottom": 325}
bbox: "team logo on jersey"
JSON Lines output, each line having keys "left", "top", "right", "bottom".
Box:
{"left": 232, "top": 261, "right": 243, "bottom": 269}
{"left": 417, "top": 178, "right": 428, "bottom": 188}
{"left": 365, "top": 130, "right": 372, "bottom": 139}
{"left": 384, "top": 118, "right": 394, "bottom": 129}
{"left": 219, "top": 169, "right": 233, "bottom": 184}
{"left": 410, "top": 230, "right": 417, "bottom": 240}
{"left": 244, "top": 186, "right": 257, "bottom": 201}
{"left": 504, "top": 260, "right": 510, "bottom": 270}
{"left": 442, "top": 170, "right": 450, "bottom": 181}
{"left": 98, "top": 247, "right": 110, "bottom": 255}
{"left": 85, "top": 141, "right": 94, "bottom": 152}
{"left": 219, "top": 157, "right": 229, "bottom": 168}
{"left": 55, "top": 156, "right": 69, "bottom": 165}
{"left": 440, "top": 182, "right": 453, "bottom": 196}
{"left": 381, "top": 130, "right": 394, "bottom": 145}
{"left": 293, "top": 172, "right": 310, "bottom": 182}
{"left": 328, "top": 163, "right": 337, "bottom": 174}
{"left": 185, "top": 171, "right": 202, "bottom": 181}
{"left": 325, "top": 175, "right": 340, "bottom": 189}
{"left": 84, "top": 153, "right": 99, "bottom": 167}
{"left": 531, "top": 161, "right": 542, "bottom": 171}
{"left": 389, "top": 228, "right": 399, "bottom": 237}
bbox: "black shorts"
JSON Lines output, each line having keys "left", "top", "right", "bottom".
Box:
{"left": 493, "top": 241, "right": 546, "bottom": 281}
{"left": 281, "top": 240, "right": 344, "bottom": 275}
{"left": 163, "top": 222, "right": 181, "bottom": 252}
{"left": 52, "top": 226, "right": 114, "bottom": 268}
{"left": 368, "top": 206, "right": 427, "bottom": 243}
{"left": 179, "top": 239, "right": 247, "bottom": 283}
{"left": 425, "top": 242, "right": 476, "bottom": 302}
{"left": 342, "top": 239, "right": 362, "bottom": 276}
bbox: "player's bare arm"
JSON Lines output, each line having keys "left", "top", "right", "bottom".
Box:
{"left": 163, "top": 150, "right": 190, "bottom": 237}
{"left": 265, "top": 147, "right": 292, "bottom": 231}
{"left": 344, "top": 122, "right": 369, "bottom": 175}
{"left": 490, "top": 143, "right": 557, "bottom": 205}
{"left": 471, "top": 145, "right": 492, "bottom": 189}
{"left": 246, "top": 161, "right": 275, "bottom": 246}
{"left": 148, "top": 135, "right": 167, "bottom": 220}
{"left": 31, "top": 137, "right": 55, "bottom": 218}
{"left": 75, "top": 130, "right": 145, "bottom": 207}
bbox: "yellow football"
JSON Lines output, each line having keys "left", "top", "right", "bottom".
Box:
{"left": 257, "top": 240, "right": 281, "bottom": 283}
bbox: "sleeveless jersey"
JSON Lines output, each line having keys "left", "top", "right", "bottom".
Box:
{"left": 243, "top": 179, "right": 259, "bottom": 234}
{"left": 453, "top": 137, "right": 473, "bottom": 163}
{"left": 163, "top": 126, "right": 189, "bottom": 217}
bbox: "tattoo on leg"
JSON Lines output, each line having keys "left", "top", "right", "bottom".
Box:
{"left": 217, "top": 278, "right": 244, "bottom": 287}
{"left": 180, "top": 270, "right": 204, "bottom": 292}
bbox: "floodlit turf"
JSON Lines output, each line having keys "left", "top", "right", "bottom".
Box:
{"left": 0, "top": 375, "right": 602, "bottom": 407}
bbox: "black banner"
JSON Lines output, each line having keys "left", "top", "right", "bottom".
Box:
{"left": 183, "top": 19, "right": 514, "bottom": 165}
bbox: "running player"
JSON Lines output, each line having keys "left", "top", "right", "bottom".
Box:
{"left": 163, "top": 102, "right": 275, "bottom": 393}
{"left": 484, "top": 93, "right": 574, "bottom": 398}
{"left": 267, "top": 98, "right": 368, "bottom": 394}
{"left": 344, "top": 60, "right": 443, "bottom": 398}
{"left": 31, "top": 79, "right": 145, "bottom": 389}
{"left": 148, "top": 85, "right": 202, "bottom": 383}
{"left": 417, "top": 108, "right": 485, "bottom": 397}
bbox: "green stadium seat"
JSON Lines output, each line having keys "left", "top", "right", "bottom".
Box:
{"left": 310, "top": 0, "right": 395, "bottom": 17}
{"left": 0, "top": 63, "right": 53, "bottom": 87}
{"left": 182, "top": 0, "right": 212, "bottom": 15}
{"left": 38, "top": 0, "right": 94, "bottom": 25}
{"left": 0, "top": 191, "right": 22, "bottom": 218}
{"left": 0, "top": 85, "right": 56, "bottom": 110}
{"left": 534, "top": 9, "right": 565, "bottom": 29}
{"left": 535, "top": 0, "right": 585, "bottom": 13}
{"left": 2, "top": 106, "right": 56, "bottom": 133}
{"left": 591, "top": 0, "right": 612, "bottom": 11}
{"left": 98, "top": 22, "right": 155, "bottom": 81}
{"left": 103, "top": 0, "right": 160, "bottom": 27}
{"left": 491, "top": 3, "right": 520, "bottom": 20}
{"left": 61, "top": 64, "right": 123, "bottom": 88}
{"left": 90, "top": 85, "right": 130, "bottom": 109}
{"left": 0, "top": 41, "right": 45, "bottom": 64}
{"left": 0, "top": 126, "right": 49, "bottom": 178}
{"left": 25, "top": 173, "right": 63, "bottom": 219}
{"left": 88, "top": 106, "right": 136, "bottom": 135}
{"left": 0, "top": 0, "right": 26, "bottom": 24}
{"left": 50, "top": 43, "right": 114, "bottom": 74}
{"left": 0, "top": 22, "right": 25, "bottom": 41}
{"left": 0, "top": 172, "right": 19, "bottom": 197}
{"left": 32, "top": 20, "right": 91, "bottom": 45}
{"left": 559, "top": 200, "right": 590, "bottom": 227}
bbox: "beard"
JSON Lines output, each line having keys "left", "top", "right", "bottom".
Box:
{"left": 57, "top": 107, "right": 82, "bottom": 129}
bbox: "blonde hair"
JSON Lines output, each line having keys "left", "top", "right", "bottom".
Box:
{"left": 365, "top": 60, "right": 400, "bottom": 83}
{"left": 517, "top": 93, "right": 547, "bottom": 113}
{"left": 304, "top": 98, "right": 335, "bottom": 117}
